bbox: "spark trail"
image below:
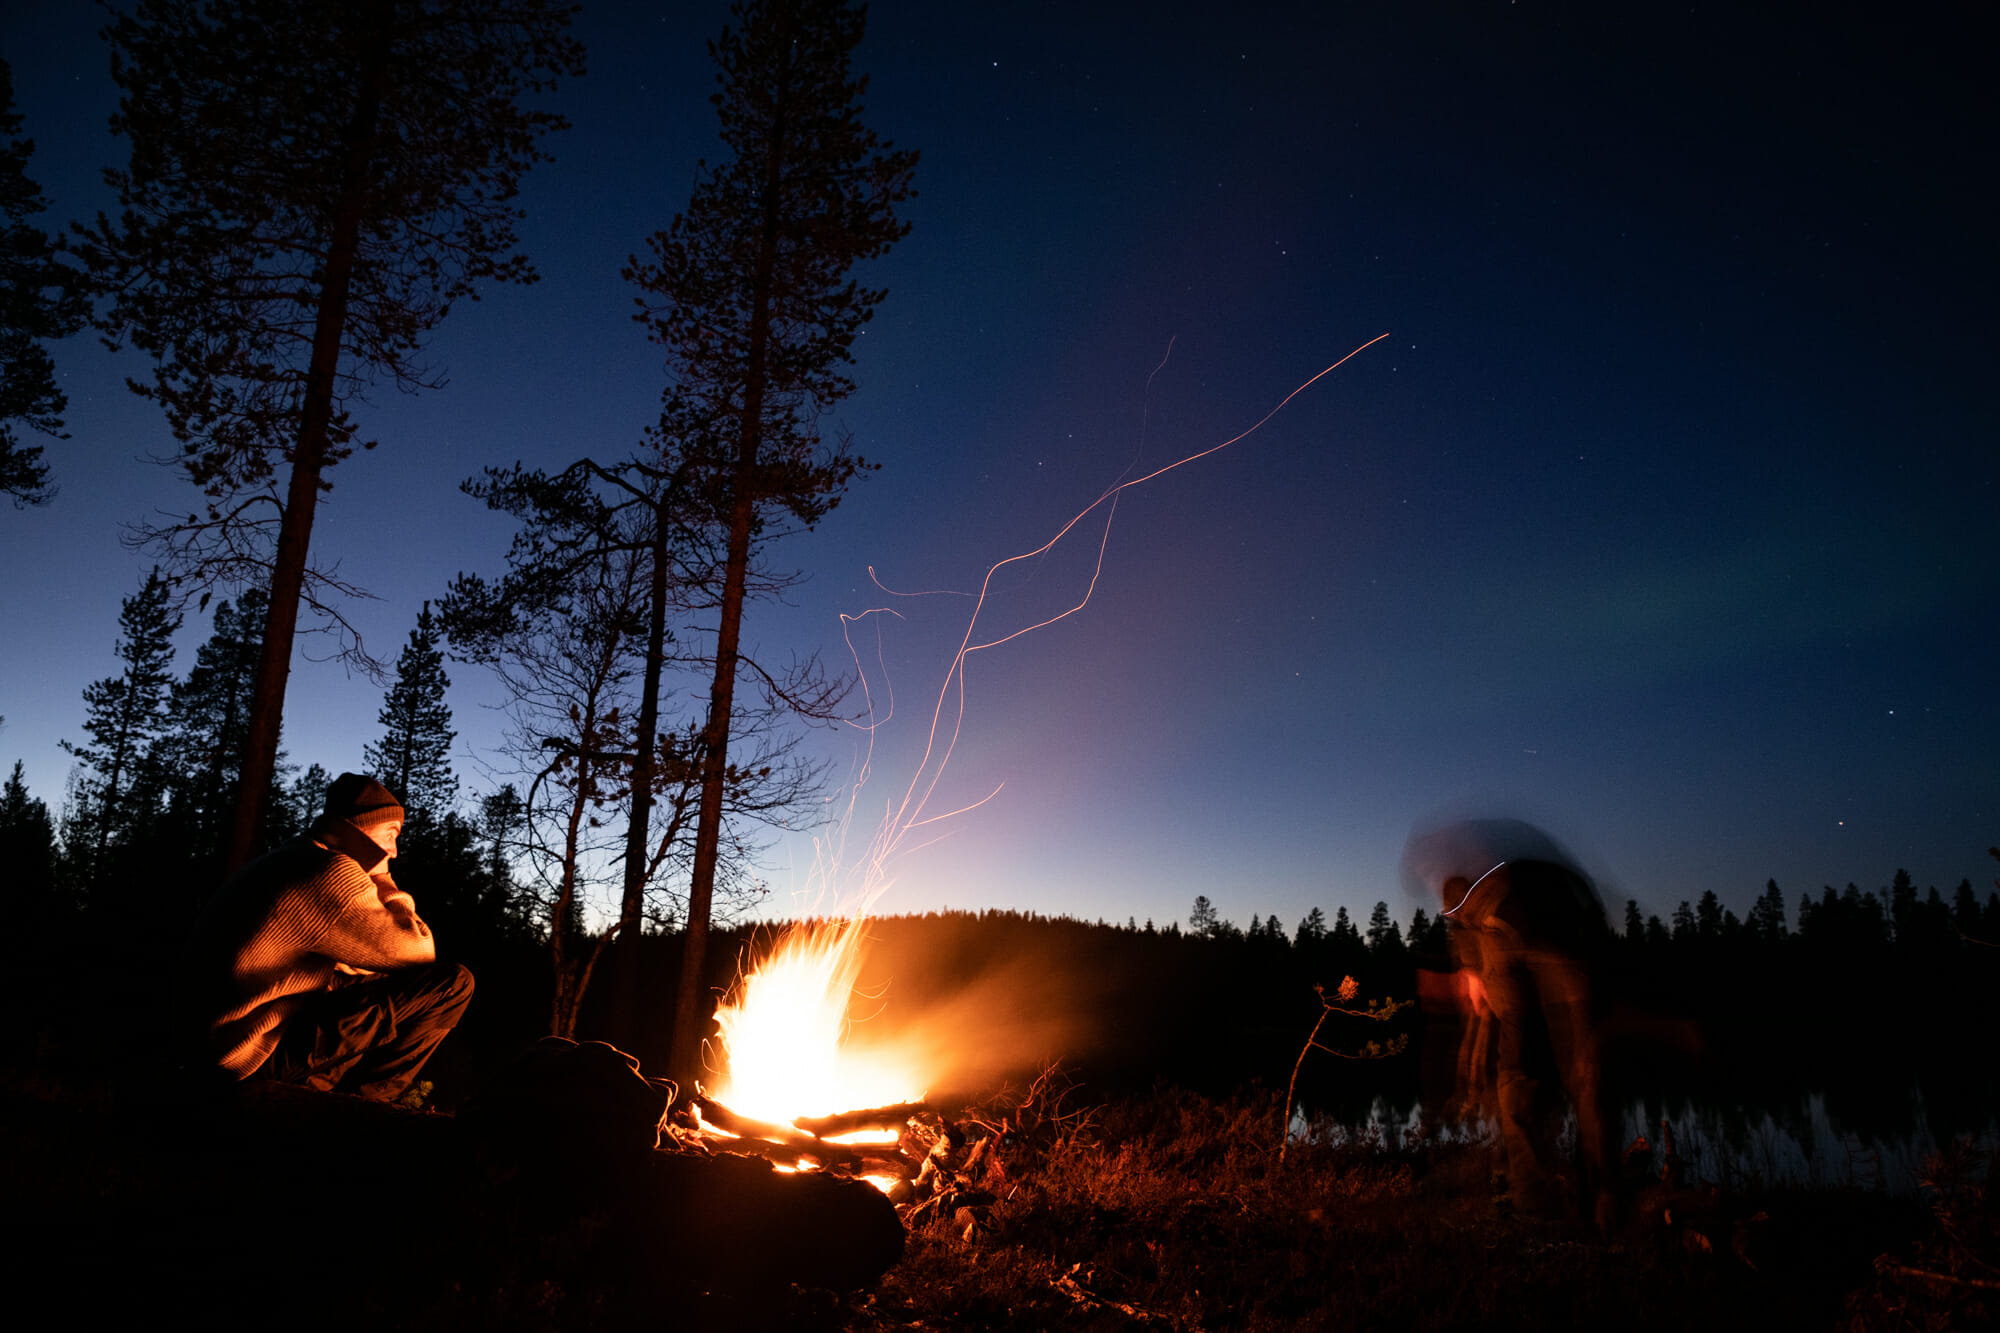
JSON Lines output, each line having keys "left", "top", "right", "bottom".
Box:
{"left": 832, "top": 330, "right": 1392, "bottom": 903}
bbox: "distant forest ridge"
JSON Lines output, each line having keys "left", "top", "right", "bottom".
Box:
{"left": 840, "top": 873, "right": 2000, "bottom": 960}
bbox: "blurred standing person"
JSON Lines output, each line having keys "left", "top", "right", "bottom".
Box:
{"left": 1404, "top": 819, "right": 1616, "bottom": 1227}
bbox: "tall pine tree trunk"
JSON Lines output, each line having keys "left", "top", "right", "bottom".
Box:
{"left": 225, "top": 34, "right": 387, "bottom": 874}
{"left": 669, "top": 157, "right": 785, "bottom": 1084}
{"left": 669, "top": 442, "right": 760, "bottom": 1083}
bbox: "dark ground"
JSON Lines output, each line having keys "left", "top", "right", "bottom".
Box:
{"left": 3, "top": 1040, "right": 1985, "bottom": 1331}
{"left": 3, "top": 936, "right": 1993, "bottom": 1331}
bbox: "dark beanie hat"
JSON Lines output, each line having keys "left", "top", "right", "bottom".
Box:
{"left": 323, "top": 773, "right": 404, "bottom": 833}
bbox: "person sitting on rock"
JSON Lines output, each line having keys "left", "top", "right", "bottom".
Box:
{"left": 189, "top": 772, "right": 473, "bottom": 1102}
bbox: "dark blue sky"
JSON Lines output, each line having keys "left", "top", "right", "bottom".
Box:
{"left": 2, "top": 1, "right": 1993, "bottom": 933}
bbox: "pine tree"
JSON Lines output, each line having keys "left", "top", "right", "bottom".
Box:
{"left": 1408, "top": 906, "right": 1446, "bottom": 954}
{"left": 1670, "top": 899, "right": 1697, "bottom": 943}
{"left": 453, "top": 556, "right": 644, "bottom": 1035}
{"left": 1889, "top": 868, "right": 1918, "bottom": 944}
{"left": 445, "top": 458, "right": 776, "bottom": 1053}
{"left": 1622, "top": 898, "right": 1645, "bottom": 942}
{"left": 625, "top": 0, "right": 917, "bottom": 1081}
{"left": 60, "top": 568, "right": 182, "bottom": 868}
{"left": 0, "top": 59, "right": 89, "bottom": 506}
{"left": 1695, "top": 889, "right": 1723, "bottom": 939}
{"left": 1844, "top": 883, "right": 1889, "bottom": 946}
{"left": 0, "top": 760, "right": 60, "bottom": 916}
{"left": 76, "top": 0, "right": 583, "bottom": 871}
{"left": 153, "top": 588, "right": 272, "bottom": 872}
{"left": 363, "top": 603, "right": 457, "bottom": 824}
{"left": 1748, "top": 879, "right": 1789, "bottom": 942}
{"left": 1365, "top": 900, "right": 1404, "bottom": 955}
{"left": 478, "top": 783, "right": 525, "bottom": 924}
{"left": 1189, "top": 894, "right": 1220, "bottom": 938}
{"left": 277, "top": 762, "right": 332, "bottom": 843}
{"left": 1952, "top": 880, "right": 1979, "bottom": 938}
{"left": 1295, "top": 906, "right": 1327, "bottom": 946}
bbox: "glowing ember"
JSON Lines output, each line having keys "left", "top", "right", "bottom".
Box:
{"left": 708, "top": 916, "right": 919, "bottom": 1127}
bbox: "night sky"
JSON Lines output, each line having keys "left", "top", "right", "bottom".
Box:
{"left": 2, "top": 1, "right": 1993, "bottom": 935}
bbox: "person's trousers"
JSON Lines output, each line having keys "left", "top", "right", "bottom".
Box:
{"left": 1481, "top": 945, "right": 1610, "bottom": 1216}
{"left": 267, "top": 962, "right": 474, "bottom": 1102}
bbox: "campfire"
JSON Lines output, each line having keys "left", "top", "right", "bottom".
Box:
{"left": 707, "top": 915, "right": 918, "bottom": 1126}
{"left": 672, "top": 915, "right": 1023, "bottom": 1233}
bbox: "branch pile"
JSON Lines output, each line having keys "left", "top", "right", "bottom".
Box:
{"left": 678, "top": 1064, "right": 1096, "bottom": 1244}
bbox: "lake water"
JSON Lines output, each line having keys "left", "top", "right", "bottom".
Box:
{"left": 1290, "top": 1090, "right": 1997, "bottom": 1194}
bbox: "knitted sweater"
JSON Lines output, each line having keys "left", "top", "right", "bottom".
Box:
{"left": 192, "top": 816, "right": 436, "bottom": 1078}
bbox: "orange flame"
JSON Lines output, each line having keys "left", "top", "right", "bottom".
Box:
{"left": 708, "top": 916, "right": 919, "bottom": 1126}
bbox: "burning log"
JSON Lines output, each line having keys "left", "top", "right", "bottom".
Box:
{"left": 793, "top": 1099, "right": 939, "bottom": 1139}
{"left": 697, "top": 1125, "right": 919, "bottom": 1181}
{"left": 690, "top": 1090, "right": 816, "bottom": 1145}
{"left": 687, "top": 1090, "right": 939, "bottom": 1183}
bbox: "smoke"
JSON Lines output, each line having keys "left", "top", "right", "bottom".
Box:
{"left": 832, "top": 912, "right": 1128, "bottom": 1101}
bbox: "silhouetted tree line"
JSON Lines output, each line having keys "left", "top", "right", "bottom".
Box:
{"left": 593, "top": 882, "right": 1997, "bottom": 1136}
{"left": 7, "top": 577, "right": 1994, "bottom": 1130}
{"left": 5, "top": 578, "right": 524, "bottom": 957}
{"left": 1608, "top": 872, "right": 2000, "bottom": 1147}
{"left": 10, "top": 612, "right": 1998, "bottom": 1143}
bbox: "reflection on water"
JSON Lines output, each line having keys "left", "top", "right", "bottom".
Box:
{"left": 1290, "top": 1089, "right": 1998, "bottom": 1195}
{"left": 1618, "top": 1091, "right": 1995, "bottom": 1194}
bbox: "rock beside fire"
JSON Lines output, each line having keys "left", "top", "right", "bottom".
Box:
{"left": 461, "top": 1037, "right": 906, "bottom": 1293}
{"left": 636, "top": 1150, "right": 906, "bottom": 1292}
{"left": 459, "top": 1036, "right": 672, "bottom": 1180}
